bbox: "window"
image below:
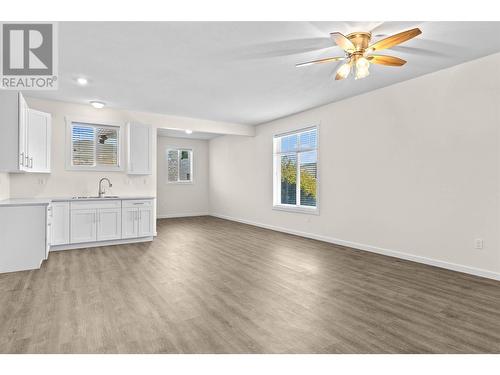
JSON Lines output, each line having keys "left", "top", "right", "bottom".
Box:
{"left": 69, "top": 121, "right": 121, "bottom": 170}
{"left": 167, "top": 149, "right": 193, "bottom": 183}
{"left": 273, "top": 127, "right": 318, "bottom": 213}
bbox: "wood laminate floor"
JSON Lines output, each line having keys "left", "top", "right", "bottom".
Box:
{"left": 1, "top": 216, "right": 499, "bottom": 353}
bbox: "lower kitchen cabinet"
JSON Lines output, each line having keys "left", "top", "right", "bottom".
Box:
{"left": 138, "top": 206, "right": 154, "bottom": 237}
{"left": 0, "top": 204, "right": 48, "bottom": 273}
{"left": 70, "top": 200, "right": 123, "bottom": 244}
{"left": 70, "top": 208, "right": 97, "bottom": 243}
{"left": 122, "top": 200, "right": 154, "bottom": 238}
{"left": 68, "top": 199, "right": 153, "bottom": 245}
{"left": 49, "top": 202, "right": 70, "bottom": 246}
{"left": 122, "top": 207, "right": 139, "bottom": 239}
{"left": 97, "top": 207, "right": 122, "bottom": 241}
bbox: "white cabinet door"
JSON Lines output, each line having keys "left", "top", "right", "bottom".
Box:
{"left": 46, "top": 208, "right": 51, "bottom": 258}
{"left": 121, "top": 207, "right": 138, "bottom": 239}
{"left": 128, "top": 122, "right": 152, "bottom": 175}
{"left": 26, "top": 109, "right": 51, "bottom": 173}
{"left": 97, "top": 208, "right": 122, "bottom": 241}
{"left": 18, "top": 93, "right": 29, "bottom": 172}
{"left": 138, "top": 207, "right": 154, "bottom": 237}
{"left": 50, "top": 202, "right": 70, "bottom": 246}
{"left": 70, "top": 209, "right": 97, "bottom": 244}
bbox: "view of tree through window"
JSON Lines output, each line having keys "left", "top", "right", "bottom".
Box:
{"left": 179, "top": 150, "right": 191, "bottom": 181}
{"left": 280, "top": 154, "right": 297, "bottom": 205}
{"left": 274, "top": 128, "right": 317, "bottom": 210}
{"left": 71, "top": 123, "right": 119, "bottom": 168}
{"left": 167, "top": 149, "right": 192, "bottom": 182}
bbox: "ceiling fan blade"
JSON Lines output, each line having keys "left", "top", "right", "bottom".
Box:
{"left": 296, "top": 56, "right": 345, "bottom": 68}
{"left": 367, "top": 55, "right": 407, "bottom": 66}
{"left": 330, "top": 32, "right": 355, "bottom": 53}
{"left": 367, "top": 28, "right": 422, "bottom": 52}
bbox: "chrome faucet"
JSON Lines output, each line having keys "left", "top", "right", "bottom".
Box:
{"left": 98, "top": 178, "right": 112, "bottom": 198}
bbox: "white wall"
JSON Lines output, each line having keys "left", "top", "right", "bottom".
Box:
{"left": 209, "top": 53, "right": 500, "bottom": 279}
{"left": 157, "top": 136, "right": 209, "bottom": 218}
{"left": 0, "top": 173, "right": 9, "bottom": 200}
{"left": 8, "top": 97, "right": 253, "bottom": 199}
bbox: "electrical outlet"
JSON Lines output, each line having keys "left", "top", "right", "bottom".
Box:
{"left": 474, "top": 239, "right": 484, "bottom": 250}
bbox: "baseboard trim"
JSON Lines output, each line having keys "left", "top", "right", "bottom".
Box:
{"left": 50, "top": 236, "right": 154, "bottom": 251}
{"left": 210, "top": 213, "right": 500, "bottom": 281}
{"left": 157, "top": 212, "right": 209, "bottom": 219}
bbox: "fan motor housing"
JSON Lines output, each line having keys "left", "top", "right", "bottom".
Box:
{"left": 346, "top": 32, "right": 372, "bottom": 52}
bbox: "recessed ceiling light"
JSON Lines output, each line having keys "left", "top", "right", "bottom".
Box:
{"left": 90, "top": 101, "right": 105, "bottom": 109}
{"left": 185, "top": 129, "right": 193, "bottom": 134}
{"left": 76, "top": 77, "right": 88, "bottom": 85}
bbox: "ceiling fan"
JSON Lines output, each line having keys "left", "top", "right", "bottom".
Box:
{"left": 296, "top": 28, "right": 422, "bottom": 80}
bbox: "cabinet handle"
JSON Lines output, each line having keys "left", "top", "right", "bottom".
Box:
{"left": 20, "top": 152, "right": 24, "bottom": 166}
{"left": 29, "top": 157, "right": 33, "bottom": 168}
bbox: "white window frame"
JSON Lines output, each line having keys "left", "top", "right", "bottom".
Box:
{"left": 65, "top": 117, "right": 125, "bottom": 171}
{"left": 273, "top": 125, "right": 320, "bottom": 215}
{"left": 166, "top": 148, "right": 194, "bottom": 184}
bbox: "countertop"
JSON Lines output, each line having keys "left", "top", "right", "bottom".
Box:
{"left": 0, "top": 196, "right": 155, "bottom": 207}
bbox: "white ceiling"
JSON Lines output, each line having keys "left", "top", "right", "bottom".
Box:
{"left": 27, "top": 21, "right": 500, "bottom": 125}
{"left": 157, "top": 128, "right": 220, "bottom": 140}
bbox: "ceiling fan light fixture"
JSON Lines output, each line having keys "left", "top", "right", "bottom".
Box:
{"left": 355, "top": 57, "right": 370, "bottom": 80}
{"left": 355, "top": 67, "right": 370, "bottom": 80}
{"left": 356, "top": 57, "right": 370, "bottom": 71}
{"left": 336, "top": 62, "right": 351, "bottom": 80}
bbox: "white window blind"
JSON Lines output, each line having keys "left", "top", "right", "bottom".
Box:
{"left": 167, "top": 149, "right": 192, "bottom": 183}
{"left": 71, "top": 122, "right": 120, "bottom": 169}
{"left": 96, "top": 127, "right": 118, "bottom": 166}
{"left": 273, "top": 127, "right": 318, "bottom": 211}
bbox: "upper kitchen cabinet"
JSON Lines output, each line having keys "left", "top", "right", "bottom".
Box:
{"left": 26, "top": 109, "right": 51, "bottom": 173}
{"left": 127, "top": 122, "right": 152, "bottom": 175}
{"left": 0, "top": 91, "right": 52, "bottom": 173}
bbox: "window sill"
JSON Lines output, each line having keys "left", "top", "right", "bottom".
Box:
{"left": 66, "top": 166, "right": 124, "bottom": 172}
{"left": 167, "top": 181, "right": 194, "bottom": 185}
{"left": 272, "top": 205, "right": 319, "bottom": 215}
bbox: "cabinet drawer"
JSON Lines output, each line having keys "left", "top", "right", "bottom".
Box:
{"left": 122, "top": 199, "right": 153, "bottom": 208}
{"left": 71, "top": 200, "right": 122, "bottom": 210}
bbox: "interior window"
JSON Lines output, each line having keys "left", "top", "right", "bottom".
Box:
{"left": 273, "top": 127, "right": 318, "bottom": 212}
{"left": 70, "top": 122, "right": 120, "bottom": 170}
{"left": 167, "top": 148, "right": 193, "bottom": 183}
